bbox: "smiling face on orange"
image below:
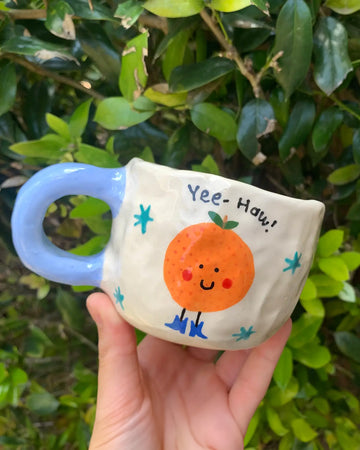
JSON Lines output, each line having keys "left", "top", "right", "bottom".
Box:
{"left": 163, "top": 219, "right": 255, "bottom": 313}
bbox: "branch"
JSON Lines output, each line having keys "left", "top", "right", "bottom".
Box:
{"left": 200, "top": 9, "right": 264, "bottom": 99}
{"left": 0, "top": 9, "right": 46, "bottom": 20}
{"left": 2, "top": 53, "right": 105, "bottom": 100}
{"left": 139, "top": 14, "right": 168, "bottom": 34}
{"left": 0, "top": 8, "right": 168, "bottom": 33}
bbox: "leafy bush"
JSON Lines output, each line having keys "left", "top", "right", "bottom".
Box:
{"left": 1, "top": 0, "right": 360, "bottom": 448}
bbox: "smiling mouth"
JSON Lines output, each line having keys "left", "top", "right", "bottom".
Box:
{"left": 200, "top": 280, "right": 215, "bottom": 290}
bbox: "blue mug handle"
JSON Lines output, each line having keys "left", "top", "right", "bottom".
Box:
{"left": 11, "top": 163, "right": 126, "bottom": 287}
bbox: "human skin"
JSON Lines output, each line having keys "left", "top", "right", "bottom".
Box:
{"left": 87, "top": 292, "right": 292, "bottom": 450}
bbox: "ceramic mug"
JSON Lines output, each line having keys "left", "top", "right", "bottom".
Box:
{"left": 11, "top": 158, "right": 325, "bottom": 350}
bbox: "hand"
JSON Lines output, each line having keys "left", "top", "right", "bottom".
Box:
{"left": 87, "top": 292, "right": 292, "bottom": 450}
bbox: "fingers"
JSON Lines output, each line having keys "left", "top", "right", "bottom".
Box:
{"left": 86, "top": 293, "right": 143, "bottom": 423}
{"left": 229, "top": 319, "right": 292, "bottom": 436}
{"left": 216, "top": 349, "right": 251, "bottom": 389}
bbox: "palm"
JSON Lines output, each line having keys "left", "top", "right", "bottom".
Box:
{"left": 87, "top": 293, "right": 291, "bottom": 450}
{"left": 138, "top": 338, "right": 244, "bottom": 449}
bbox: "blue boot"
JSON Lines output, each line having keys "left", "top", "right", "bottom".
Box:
{"left": 165, "top": 315, "right": 188, "bottom": 334}
{"left": 189, "top": 320, "right": 208, "bottom": 339}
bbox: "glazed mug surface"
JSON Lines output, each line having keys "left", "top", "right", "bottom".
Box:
{"left": 11, "top": 158, "right": 325, "bottom": 350}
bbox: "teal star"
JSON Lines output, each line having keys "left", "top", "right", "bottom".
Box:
{"left": 134, "top": 204, "right": 154, "bottom": 234}
{"left": 114, "top": 286, "right": 125, "bottom": 310}
{"left": 232, "top": 326, "right": 256, "bottom": 341}
{"left": 283, "top": 251, "right": 302, "bottom": 275}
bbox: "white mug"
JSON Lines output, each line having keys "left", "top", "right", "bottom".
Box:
{"left": 12, "top": 158, "right": 325, "bottom": 350}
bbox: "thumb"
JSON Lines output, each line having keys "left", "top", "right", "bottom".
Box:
{"left": 87, "top": 292, "right": 144, "bottom": 424}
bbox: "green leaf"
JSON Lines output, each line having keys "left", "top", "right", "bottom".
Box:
{"left": 317, "top": 229, "right": 344, "bottom": 257}
{"left": 318, "top": 257, "right": 349, "bottom": 281}
{"left": 346, "top": 201, "right": 360, "bottom": 220}
{"left": 114, "top": 0, "right": 144, "bottom": 28}
{"left": 24, "top": 326, "right": 53, "bottom": 357}
{"left": 161, "top": 125, "right": 190, "bottom": 167}
{"left": 144, "top": 0, "right": 204, "bottom": 17}
{"left": 328, "top": 164, "right": 360, "bottom": 185}
{"left": 340, "top": 251, "right": 360, "bottom": 271}
{"left": 66, "top": 0, "right": 113, "bottom": 20}
{"left": 155, "top": 16, "right": 199, "bottom": 60}
{"left": 210, "top": 0, "right": 268, "bottom": 14}
{"left": 77, "top": 22, "right": 121, "bottom": 86}
{"left": 191, "top": 103, "right": 237, "bottom": 142}
{"left": 266, "top": 406, "right": 289, "bottom": 437}
{"left": 334, "top": 331, "right": 360, "bottom": 363}
{"left": 300, "top": 278, "right": 317, "bottom": 301}
{"left": 145, "top": 84, "right": 187, "bottom": 107}
{"left": 210, "top": 0, "right": 251, "bottom": 12}
{"left": 10, "top": 134, "right": 66, "bottom": 160}
{"left": 0, "top": 363, "right": 7, "bottom": 384}
{"left": 237, "top": 99, "right": 275, "bottom": 162}
{"left": 325, "top": 0, "right": 360, "bottom": 15}
{"left": 312, "top": 397, "right": 330, "bottom": 415}
{"left": 310, "top": 274, "right": 343, "bottom": 297}
{"left": 312, "top": 107, "right": 343, "bottom": 153}
{"left": 75, "top": 143, "right": 119, "bottom": 168}
{"left": 300, "top": 297, "right": 325, "bottom": 318}
{"left": 70, "top": 235, "right": 109, "bottom": 256}
{"left": 220, "top": 140, "right": 238, "bottom": 157}
{"left": 169, "top": 57, "right": 235, "bottom": 93}
{"left": 273, "top": 0, "right": 313, "bottom": 98}
{"left": 292, "top": 343, "right": 331, "bottom": 368}
{"left": 208, "top": 211, "right": 224, "bottom": 227}
{"left": 291, "top": 418, "right": 318, "bottom": 442}
{"left": 83, "top": 216, "right": 111, "bottom": 236}
{"left": 267, "top": 377, "right": 299, "bottom": 407}
{"left": 224, "top": 221, "right": 238, "bottom": 230}
{"left": 162, "top": 28, "right": 192, "bottom": 82}
{"left": 26, "top": 392, "right": 60, "bottom": 415}
{"left": 69, "top": 99, "right": 92, "bottom": 139}
{"left": 0, "top": 62, "right": 16, "bottom": 116}
{"left": 244, "top": 408, "right": 261, "bottom": 446}
{"left": 335, "top": 418, "right": 360, "bottom": 450}
{"left": 0, "top": 380, "right": 11, "bottom": 406}
{"left": 353, "top": 129, "right": 360, "bottom": 164}
{"left": 192, "top": 155, "right": 220, "bottom": 175}
{"left": 94, "top": 97, "right": 155, "bottom": 130}
{"left": 119, "top": 32, "right": 149, "bottom": 101}
{"left": 70, "top": 197, "right": 110, "bottom": 218}
{"left": 139, "top": 146, "right": 155, "bottom": 163}
{"left": 338, "top": 282, "right": 356, "bottom": 303}
{"left": 273, "top": 347, "right": 293, "bottom": 390}
{"left": 250, "top": 0, "right": 270, "bottom": 14}
{"left": 288, "top": 314, "right": 323, "bottom": 349}
{"left": 269, "top": 87, "right": 289, "bottom": 128}
{"left": 46, "top": 113, "right": 71, "bottom": 140}
{"left": 23, "top": 82, "right": 51, "bottom": 139}
{"left": 56, "top": 289, "right": 84, "bottom": 331}
{"left": 313, "top": 17, "right": 353, "bottom": 96}
{"left": 279, "top": 100, "right": 316, "bottom": 161}
{"left": 46, "top": 0, "right": 75, "bottom": 40}
{"left": 10, "top": 368, "right": 28, "bottom": 386}
{"left": 1, "top": 36, "right": 77, "bottom": 64}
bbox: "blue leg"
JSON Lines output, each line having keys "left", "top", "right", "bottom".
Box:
{"left": 189, "top": 312, "right": 208, "bottom": 339}
{"left": 165, "top": 314, "right": 188, "bottom": 334}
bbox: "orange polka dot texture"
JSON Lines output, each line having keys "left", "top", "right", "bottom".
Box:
{"left": 163, "top": 222, "right": 255, "bottom": 313}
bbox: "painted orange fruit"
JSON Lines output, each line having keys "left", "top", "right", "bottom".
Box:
{"left": 163, "top": 212, "right": 255, "bottom": 313}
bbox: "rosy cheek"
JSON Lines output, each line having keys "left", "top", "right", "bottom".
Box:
{"left": 182, "top": 269, "right": 193, "bottom": 281}
{"left": 222, "top": 278, "right": 232, "bottom": 289}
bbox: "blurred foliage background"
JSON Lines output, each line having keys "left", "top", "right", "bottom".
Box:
{"left": 1, "top": 0, "right": 360, "bottom": 448}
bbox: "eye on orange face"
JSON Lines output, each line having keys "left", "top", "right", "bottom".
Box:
{"left": 163, "top": 216, "right": 255, "bottom": 313}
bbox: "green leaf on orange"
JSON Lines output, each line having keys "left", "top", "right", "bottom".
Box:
{"left": 208, "top": 211, "right": 223, "bottom": 228}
